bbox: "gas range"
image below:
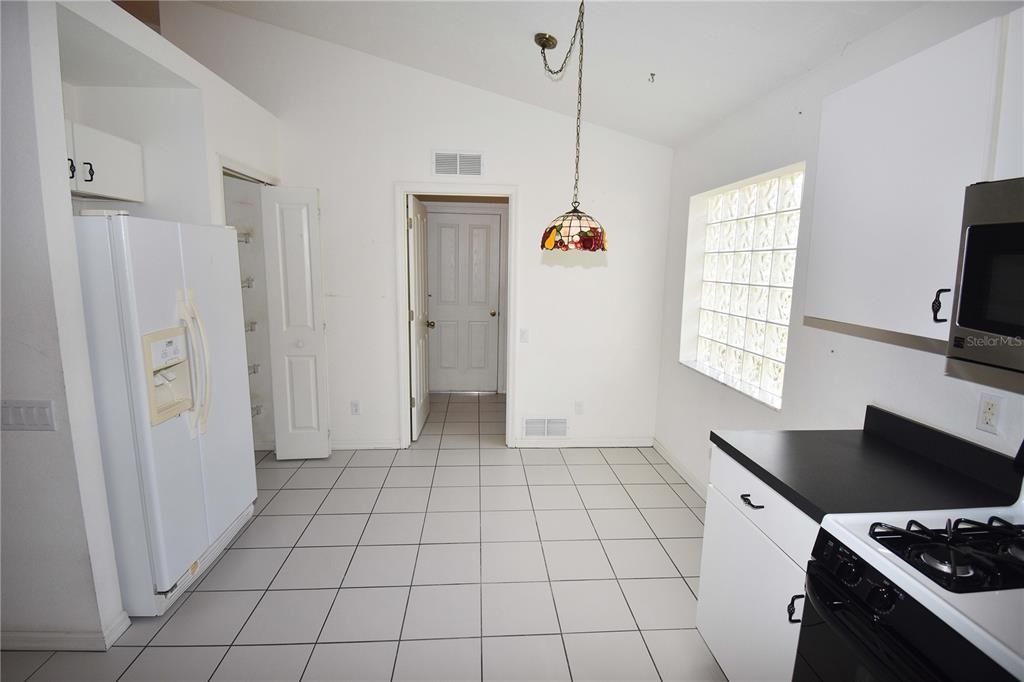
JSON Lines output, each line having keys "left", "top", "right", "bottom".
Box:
{"left": 820, "top": 501, "right": 1024, "bottom": 679}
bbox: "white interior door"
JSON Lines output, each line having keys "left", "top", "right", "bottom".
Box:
{"left": 260, "top": 187, "right": 330, "bottom": 460}
{"left": 427, "top": 212, "right": 501, "bottom": 392}
{"left": 408, "top": 197, "right": 431, "bottom": 439}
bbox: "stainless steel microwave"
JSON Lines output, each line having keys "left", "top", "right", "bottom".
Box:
{"left": 947, "top": 177, "right": 1024, "bottom": 373}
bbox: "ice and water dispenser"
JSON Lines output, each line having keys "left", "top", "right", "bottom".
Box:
{"left": 142, "top": 327, "right": 194, "bottom": 425}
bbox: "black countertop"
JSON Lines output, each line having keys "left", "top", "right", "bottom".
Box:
{"left": 710, "top": 406, "right": 1023, "bottom": 523}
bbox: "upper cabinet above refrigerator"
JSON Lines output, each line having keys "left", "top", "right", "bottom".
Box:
{"left": 805, "top": 10, "right": 1023, "bottom": 341}
{"left": 66, "top": 120, "right": 145, "bottom": 202}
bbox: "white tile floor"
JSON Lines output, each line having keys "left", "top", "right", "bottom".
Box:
{"left": 2, "top": 393, "right": 725, "bottom": 682}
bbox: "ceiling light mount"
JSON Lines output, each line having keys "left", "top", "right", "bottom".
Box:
{"left": 534, "top": 32, "right": 558, "bottom": 50}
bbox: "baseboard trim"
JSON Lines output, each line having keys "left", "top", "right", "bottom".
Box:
{"left": 330, "top": 439, "right": 402, "bottom": 450}
{"left": 653, "top": 437, "right": 707, "bottom": 499}
{"left": 509, "top": 437, "right": 655, "bottom": 449}
{"left": 253, "top": 439, "right": 275, "bottom": 451}
{"left": 3, "top": 618, "right": 118, "bottom": 651}
{"left": 102, "top": 610, "right": 131, "bottom": 648}
{"left": 1, "top": 606, "right": 130, "bottom": 653}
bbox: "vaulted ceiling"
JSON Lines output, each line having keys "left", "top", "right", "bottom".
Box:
{"left": 211, "top": 1, "right": 922, "bottom": 145}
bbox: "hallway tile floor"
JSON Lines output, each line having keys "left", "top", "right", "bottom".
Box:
{"left": 2, "top": 393, "right": 724, "bottom": 681}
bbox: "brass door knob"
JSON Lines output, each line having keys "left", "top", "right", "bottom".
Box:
{"left": 426, "top": 320, "right": 436, "bottom": 329}
{"left": 489, "top": 310, "right": 497, "bottom": 317}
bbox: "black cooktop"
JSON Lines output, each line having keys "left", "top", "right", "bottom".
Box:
{"left": 869, "top": 516, "right": 1024, "bottom": 593}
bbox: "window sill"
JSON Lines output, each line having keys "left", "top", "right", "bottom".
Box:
{"left": 678, "top": 359, "right": 783, "bottom": 411}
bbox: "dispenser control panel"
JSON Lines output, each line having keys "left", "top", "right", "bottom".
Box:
{"left": 142, "top": 327, "right": 194, "bottom": 426}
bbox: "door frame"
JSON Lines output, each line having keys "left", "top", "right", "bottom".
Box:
{"left": 393, "top": 183, "right": 519, "bottom": 450}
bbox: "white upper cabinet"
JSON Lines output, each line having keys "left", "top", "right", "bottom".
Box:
{"left": 806, "top": 16, "right": 1012, "bottom": 340}
{"left": 993, "top": 9, "right": 1023, "bottom": 181}
{"left": 67, "top": 121, "right": 145, "bottom": 202}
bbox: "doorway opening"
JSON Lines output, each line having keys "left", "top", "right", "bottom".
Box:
{"left": 223, "top": 170, "right": 330, "bottom": 460}
{"left": 403, "top": 192, "right": 512, "bottom": 445}
{"left": 223, "top": 172, "right": 274, "bottom": 452}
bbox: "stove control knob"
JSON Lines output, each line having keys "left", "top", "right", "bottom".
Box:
{"left": 867, "top": 586, "right": 896, "bottom": 614}
{"left": 837, "top": 561, "right": 861, "bottom": 586}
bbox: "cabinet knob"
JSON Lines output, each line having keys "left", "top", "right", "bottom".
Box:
{"left": 83, "top": 161, "right": 95, "bottom": 183}
{"left": 931, "top": 288, "right": 951, "bottom": 323}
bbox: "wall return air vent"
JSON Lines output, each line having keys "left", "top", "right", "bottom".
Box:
{"left": 524, "top": 418, "right": 569, "bottom": 438}
{"left": 433, "top": 152, "right": 483, "bottom": 177}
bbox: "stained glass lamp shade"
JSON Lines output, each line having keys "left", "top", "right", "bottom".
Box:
{"left": 541, "top": 203, "right": 606, "bottom": 251}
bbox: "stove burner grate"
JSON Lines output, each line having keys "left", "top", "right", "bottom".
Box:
{"left": 869, "top": 516, "right": 1024, "bottom": 593}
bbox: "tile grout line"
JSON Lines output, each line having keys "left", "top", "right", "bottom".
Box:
{"left": 206, "top": 462, "right": 347, "bottom": 681}
{"left": 389, "top": 401, "right": 444, "bottom": 682}
{"left": 21, "top": 651, "right": 59, "bottom": 682}
{"left": 527, "top": 442, "right": 575, "bottom": 682}
{"left": 603, "top": 448, "right": 698, "bottom": 682}
{"left": 478, "top": 395, "right": 484, "bottom": 682}
{"left": 584, "top": 448, "right": 665, "bottom": 682}
{"left": 632, "top": 452, "right": 704, "bottom": 600}
{"left": 297, "top": 447, "right": 402, "bottom": 682}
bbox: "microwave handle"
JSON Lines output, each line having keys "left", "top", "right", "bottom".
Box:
{"left": 931, "top": 288, "right": 951, "bottom": 323}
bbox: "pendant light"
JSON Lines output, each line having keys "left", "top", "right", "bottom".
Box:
{"left": 537, "top": 0, "right": 606, "bottom": 252}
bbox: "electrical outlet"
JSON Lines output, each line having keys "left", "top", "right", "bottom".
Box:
{"left": 976, "top": 393, "right": 1004, "bottom": 435}
{"left": 519, "top": 328, "right": 530, "bottom": 343}
{"left": 574, "top": 401, "right": 584, "bottom": 416}
{"left": 350, "top": 400, "right": 361, "bottom": 416}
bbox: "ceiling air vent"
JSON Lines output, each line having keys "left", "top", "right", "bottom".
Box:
{"left": 433, "top": 151, "right": 483, "bottom": 176}
{"left": 524, "top": 418, "right": 568, "bottom": 438}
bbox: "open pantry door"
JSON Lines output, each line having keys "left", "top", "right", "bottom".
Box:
{"left": 260, "top": 186, "right": 330, "bottom": 460}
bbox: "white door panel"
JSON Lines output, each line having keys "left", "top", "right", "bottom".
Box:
{"left": 428, "top": 212, "right": 501, "bottom": 391}
{"left": 179, "top": 223, "right": 257, "bottom": 542}
{"left": 120, "top": 218, "right": 208, "bottom": 591}
{"left": 261, "top": 187, "right": 330, "bottom": 460}
{"left": 408, "top": 197, "right": 431, "bottom": 439}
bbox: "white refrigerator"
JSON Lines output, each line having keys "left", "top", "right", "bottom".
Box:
{"left": 76, "top": 215, "right": 257, "bottom": 616}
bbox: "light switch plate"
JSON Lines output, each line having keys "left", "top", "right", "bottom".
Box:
{"left": 2, "top": 400, "right": 56, "bottom": 431}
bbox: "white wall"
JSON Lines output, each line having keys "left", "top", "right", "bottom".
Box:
{"left": 161, "top": 2, "right": 674, "bottom": 449}
{"left": 1, "top": 1, "right": 128, "bottom": 649}
{"left": 654, "top": 2, "right": 1024, "bottom": 489}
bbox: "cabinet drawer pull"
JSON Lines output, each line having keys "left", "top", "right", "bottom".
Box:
{"left": 787, "top": 594, "right": 805, "bottom": 623}
{"left": 740, "top": 493, "right": 765, "bottom": 509}
{"left": 68, "top": 158, "right": 76, "bottom": 180}
{"left": 83, "top": 161, "right": 95, "bottom": 182}
{"left": 931, "top": 288, "right": 951, "bottom": 323}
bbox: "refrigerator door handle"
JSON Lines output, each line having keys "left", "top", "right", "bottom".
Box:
{"left": 177, "top": 290, "right": 203, "bottom": 438}
{"left": 191, "top": 292, "right": 212, "bottom": 434}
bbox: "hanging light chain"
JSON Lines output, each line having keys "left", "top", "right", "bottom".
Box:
{"left": 539, "top": 0, "right": 586, "bottom": 208}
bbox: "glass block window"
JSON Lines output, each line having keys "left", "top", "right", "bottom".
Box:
{"left": 682, "top": 164, "right": 805, "bottom": 408}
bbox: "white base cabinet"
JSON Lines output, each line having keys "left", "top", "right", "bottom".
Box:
{"left": 698, "top": 487, "right": 808, "bottom": 682}
{"left": 697, "top": 446, "right": 819, "bottom": 682}
{"left": 66, "top": 120, "right": 145, "bottom": 202}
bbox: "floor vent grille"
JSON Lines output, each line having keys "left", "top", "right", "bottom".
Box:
{"left": 524, "top": 418, "right": 568, "bottom": 438}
